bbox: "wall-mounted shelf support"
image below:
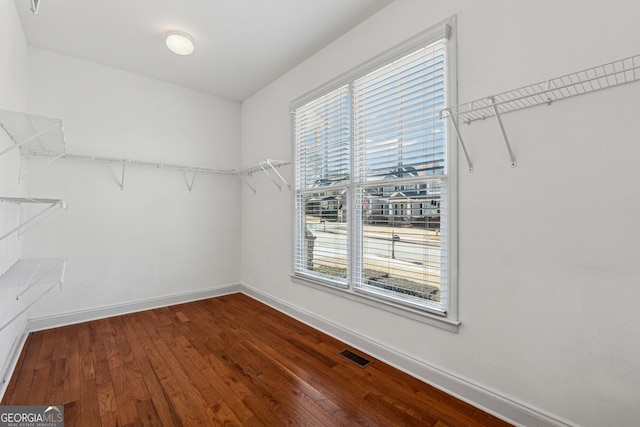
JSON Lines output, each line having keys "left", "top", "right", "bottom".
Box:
{"left": 0, "top": 197, "right": 66, "bottom": 243}
{"left": 18, "top": 150, "right": 67, "bottom": 183}
{"left": 443, "top": 54, "right": 640, "bottom": 170}
{"left": 241, "top": 176, "right": 257, "bottom": 195}
{"left": 441, "top": 109, "right": 473, "bottom": 172}
{"left": 257, "top": 159, "right": 290, "bottom": 191}
{"left": 237, "top": 159, "right": 290, "bottom": 193}
{"left": 489, "top": 96, "right": 517, "bottom": 167}
{"left": 185, "top": 170, "right": 198, "bottom": 192}
{"left": 29, "top": 0, "right": 40, "bottom": 14}
{"left": 119, "top": 161, "right": 127, "bottom": 191}
{"left": 0, "top": 257, "right": 67, "bottom": 333}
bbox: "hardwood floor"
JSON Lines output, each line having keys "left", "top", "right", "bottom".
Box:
{"left": 2, "top": 293, "right": 511, "bottom": 426}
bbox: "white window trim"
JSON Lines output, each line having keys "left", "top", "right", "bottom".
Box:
{"left": 290, "top": 15, "right": 459, "bottom": 332}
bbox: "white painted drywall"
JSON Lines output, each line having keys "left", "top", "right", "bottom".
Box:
{"left": 0, "top": 0, "right": 29, "bottom": 397}
{"left": 239, "top": 0, "right": 640, "bottom": 425}
{"left": 23, "top": 48, "right": 242, "bottom": 319}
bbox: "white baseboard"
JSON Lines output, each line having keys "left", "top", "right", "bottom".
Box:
{"left": 0, "top": 321, "right": 29, "bottom": 402}
{"left": 27, "top": 283, "right": 242, "bottom": 332}
{"left": 240, "top": 283, "right": 575, "bottom": 427}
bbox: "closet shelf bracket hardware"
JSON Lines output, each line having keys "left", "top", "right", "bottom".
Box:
{"left": 440, "top": 109, "right": 473, "bottom": 172}
{"left": 260, "top": 163, "right": 281, "bottom": 191}
{"left": 441, "top": 53, "right": 640, "bottom": 168}
{"left": 234, "top": 159, "right": 290, "bottom": 194}
{"left": 267, "top": 159, "right": 291, "bottom": 191}
{"left": 18, "top": 150, "right": 66, "bottom": 183}
{"left": 489, "top": 96, "right": 517, "bottom": 167}
{"left": 240, "top": 173, "right": 257, "bottom": 195}
{"left": 119, "top": 161, "right": 128, "bottom": 191}
{"left": 185, "top": 170, "right": 198, "bottom": 192}
{"left": 0, "top": 257, "right": 67, "bottom": 333}
{"left": 29, "top": 0, "right": 40, "bottom": 14}
{"left": 257, "top": 159, "right": 290, "bottom": 191}
{"left": 0, "top": 197, "right": 67, "bottom": 243}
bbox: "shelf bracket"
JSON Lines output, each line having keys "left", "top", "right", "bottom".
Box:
{"left": 259, "top": 159, "right": 291, "bottom": 191}
{"left": 185, "top": 170, "right": 198, "bottom": 192}
{"left": 240, "top": 173, "right": 257, "bottom": 195}
{"left": 489, "top": 96, "right": 517, "bottom": 167}
{"left": 267, "top": 159, "right": 290, "bottom": 191}
{"left": 441, "top": 109, "right": 473, "bottom": 173}
{"left": 29, "top": 0, "right": 40, "bottom": 14}
{"left": 259, "top": 164, "right": 281, "bottom": 191}
{"left": 0, "top": 198, "right": 66, "bottom": 243}
{"left": 18, "top": 151, "right": 66, "bottom": 183}
{"left": 0, "top": 282, "right": 58, "bottom": 333}
{"left": 14, "top": 258, "right": 66, "bottom": 300}
{"left": 0, "top": 257, "right": 67, "bottom": 333}
{"left": 119, "top": 161, "right": 127, "bottom": 191}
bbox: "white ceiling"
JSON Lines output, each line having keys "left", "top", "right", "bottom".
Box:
{"left": 15, "top": 0, "right": 395, "bottom": 101}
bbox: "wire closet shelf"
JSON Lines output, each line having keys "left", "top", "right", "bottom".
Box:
{"left": 0, "top": 257, "right": 67, "bottom": 333}
{"left": 0, "top": 197, "right": 67, "bottom": 243}
{"left": 22, "top": 150, "right": 290, "bottom": 192}
{"left": 441, "top": 54, "right": 640, "bottom": 171}
{"left": 0, "top": 109, "right": 67, "bottom": 157}
{"left": 0, "top": 109, "right": 290, "bottom": 191}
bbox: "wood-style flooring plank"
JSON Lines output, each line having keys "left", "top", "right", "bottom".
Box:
{"left": 135, "top": 398, "right": 163, "bottom": 427}
{"left": 63, "top": 325, "right": 82, "bottom": 405}
{"left": 2, "top": 293, "right": 513, "bottom": 427}
{"left": 79, "top": 378, "right": 100, "bottom": 427}
{"left": 4, "top": 333, "right": 41, "bottom": 403}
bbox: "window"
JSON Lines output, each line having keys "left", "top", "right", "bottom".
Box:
{"left": 293, "top": 21, "right": 456, "bottom": 323}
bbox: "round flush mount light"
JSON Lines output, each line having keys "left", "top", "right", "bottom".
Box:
{"left": 165, "top": 30, "right": 195, "bottom": 55}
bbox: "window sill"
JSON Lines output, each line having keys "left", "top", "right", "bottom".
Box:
{"left": 290, "top": 273, "right": 460, "bottom": 333}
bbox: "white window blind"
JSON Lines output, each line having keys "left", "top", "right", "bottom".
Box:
{"left": 293, "top": 27, "right": 453, "bottom": 317}
{"left": 294, "top": 86, "right": 351, "bottom": 285}
{"left": 352, "top": 39, "right": 448, "bottom": 313}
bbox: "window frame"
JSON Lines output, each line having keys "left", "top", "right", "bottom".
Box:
{"left": 290, "top": 16, "right": 459, "bottom": 332}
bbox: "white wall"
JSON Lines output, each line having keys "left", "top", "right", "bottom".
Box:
{"left": 0, "top": 0, "right": 29, "bottom": 397}
{"left": 240, "top": 1, "right": 640, "bottom": 426}
{"left": 24, "top": 48, "right": 242, "bottom": 319}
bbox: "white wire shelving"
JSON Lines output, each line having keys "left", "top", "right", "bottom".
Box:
{"left": 441, "top": 54, "right": 640, "bottom": 171}
{"left": 0, "top": 197, "right": 67, "bottom": 243}
{"left": 1, "top": 108, "right": 290, "bottom": 191}
{"left": 0, "top": 257, "right": 67, "bottom": 333}
{"left": 0, "top": 109, "right": 68, "bottom": 181}
{"left": 23, "top": 149, "right": 290, "bottom": 192}
{"left": 238, "top": 159, "right": 291, "bottom": 193}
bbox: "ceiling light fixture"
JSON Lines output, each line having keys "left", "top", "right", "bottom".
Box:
{"left": 165, "top": 30, "right": 195, "bottom": 56}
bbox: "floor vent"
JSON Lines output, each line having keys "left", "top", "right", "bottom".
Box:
{"left": 338, "top": 349, "right": 372, "bottom": 368}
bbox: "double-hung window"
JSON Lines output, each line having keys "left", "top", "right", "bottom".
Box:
{"left": 293, "top": 21, "right": 456, "bottom": 324}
